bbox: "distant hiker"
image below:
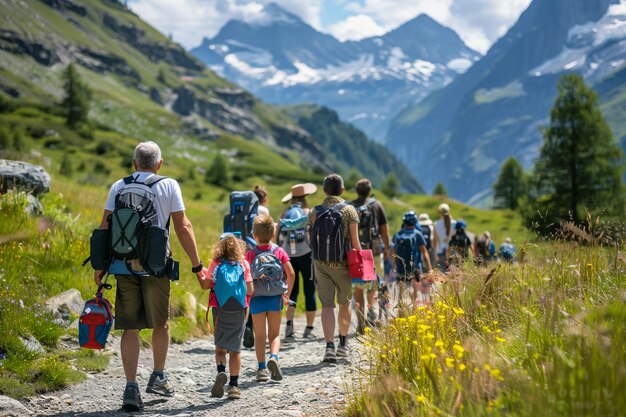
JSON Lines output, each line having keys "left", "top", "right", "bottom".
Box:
{"left": 246, "top": 214, "right": 295, "bottom": 382}
{"left": 197, "top": 233, "right": 253, "bottom": 400}
{"left": 433, "top": 203, "right": 456, "bottom": 272}
{"left": 350, "top": 178, "right": 390, "bottom": 333}
{"left": 392, "top": 211, "right": 433, "bottom": 309}
{"left": 253, "top": 185, "right": 270, "bottom": 217}
{"left": 418, "top": 213, "right": 435, "bottom": 271}
{"left": 308, "top": 174, "right": 362, "bottom": 363}
{"left": 474, "top": 231, "right": 496, "bottom": 265}
{"left": 498, "top": 237, "right": 516, "bottom": 263}
{"left": 447, "top": 220, "right": 472, "bottom": 267}
{"left": 277, "top": 183, "right": 318, "bottom": 339}
{"left": 92, "top": 141, "right": 208, "bottom": 411}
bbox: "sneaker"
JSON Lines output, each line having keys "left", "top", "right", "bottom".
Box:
{"left": 337, "top": 345, "right": 349, "bottom": 358}
{"left": 210, "top": 372, "right": 228, "bottom": 398}
{"left": 267, "top": 357, "right": 283, "bottom": 381}
{"left": 302, "top": 326, "right": 314, "bottom": 339}
{"left": 227, "top": 385, "right": 241, "bottom": 400}
{"left": 256, "top": 368, "right": 270, "bottom": 382}
{"left": 284, "top": 322, "right": 295, "bottom": 341}
{"left": 356, "top": 324, "right": 365, "bottom": 335}
{"left": 122, "top": 384, "right": 143, "bottom": 412}
{"left": 243, "top": 325, "right": 255, "bottom": 349}
{"left": 322, "top": 347, "right": 337, "bottom": 363}
{"left": 146, "top": 372, "right": 175, "bottom": 397}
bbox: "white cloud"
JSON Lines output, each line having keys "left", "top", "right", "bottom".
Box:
{"left": 328, "top": 14, "right": 385, "bottom": 41}
{"left": 129, "top": 0, "right": 323, "bottom": 48}
{"left": 129, "top": 0, "right": 532, "bottom": 53}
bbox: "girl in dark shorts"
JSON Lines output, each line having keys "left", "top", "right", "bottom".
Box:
{"left": 197, "top": 233, "right": 253, "bottom": 400}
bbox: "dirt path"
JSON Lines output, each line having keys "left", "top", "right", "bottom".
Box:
{"left": 21, "top": 315, "right": 358, "bottom": 417}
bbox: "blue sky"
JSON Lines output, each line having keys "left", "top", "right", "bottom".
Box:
{"left": 129, "top": 0, "right": 532, "bottom": 54}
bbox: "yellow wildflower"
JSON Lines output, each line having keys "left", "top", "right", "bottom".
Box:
{"left": 445, "top": 357, "right": 455, "bottom": 368}
{"left": 495, "top": 336, "right": 506, "bottom": 343}
{"left": 364, "top": 327, "right": 372, "bottom": 334}
{"left": 458, "top": 363, "right": 466, "bottom": 371}
{"left": 452, "top": 307, "right": 464, "bottom": 315}
{"left": 416, "top": 395, "right": 427, "bottom": 404}
{"left": 412, "top": 340, "right": 418, "bottom": 346}
{"left": 420, "top": 354, "right": 431, "bottom": 362}
{"left": 435, "top": 340, "right": 444, "bottom": 348}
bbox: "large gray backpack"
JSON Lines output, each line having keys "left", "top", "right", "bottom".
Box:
{"left": 110, "top": 175, "right": 169, "bottom": 276}
{"left": 251, "top": 245, "right": 287, "bottom": 297}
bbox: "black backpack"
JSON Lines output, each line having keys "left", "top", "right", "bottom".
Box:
{"left": 352, "top": 198, "right": 379, "bottom": 248}
{"left": 311, "top": 203, "right": 346, "bottom": 262}
{"left": 223, "top": 191, "right": 259, "bottom": 245}
{"left": 110, "top": 175, "right": 170, "bottom": 276}
{"left": 449, "top": 229, "right": 470, "bottom": 259}
{"left": 420, "top": 225, "right": 432, "bottom": 250}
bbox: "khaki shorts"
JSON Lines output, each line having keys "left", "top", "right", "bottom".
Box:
{"left": 313, "top": 261, "right": 352, "bottom": 308}
{"left": 114, "top": 275, "right": 170, "bottom": 330}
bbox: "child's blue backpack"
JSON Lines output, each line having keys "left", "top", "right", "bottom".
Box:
{"left": 212, "top": 261, "right": 247, "bottom": 312}
{"left": 251, "top": 245, "right": 287, "bottom": 297}
{"left": 223, "top": 191, "right": 258, "bottom": 248}
{"left": 278, "top": 204, "right": 309, "bottom": 257}
{"left": 394, "top": 228, "right": 419, "bottom": 278}
{"left": 79, "top": 285, "right": 114, "bottom": 350}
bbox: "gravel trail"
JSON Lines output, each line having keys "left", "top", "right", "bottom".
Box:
{"left": 21, "top": 315, "right": 358, "bottom": 417}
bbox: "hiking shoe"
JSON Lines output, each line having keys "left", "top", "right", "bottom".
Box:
{"left": 210, "top": 372, "right": 228, "bottom": 398}
{"left": 303, "top": 326, "right": 314, "bottom": 339}
{"left": 146, "top": 372, "right": 175, "bottom": 397}
{"left": 122, "top": 384, "right": 143, "bottom": 412}
{"left": 284, "top": 322, "right": 295, "bottom": 341}
{"left": 256, "top": 368, "right": 270, "bottom": 382}
{"left": 322, "top": 347, "right": 337, "bottom": 363}
{"left": 243, "top": 325, "right": 255, "bottom": 349}
{"left": 227, "top": 385, "right": 241, "bottom": 400}
{"left": 267, "top": 357, "right": 283, "bottom": 381}
{"left": 337, "top": 345, "right": 349, "bottom": 358}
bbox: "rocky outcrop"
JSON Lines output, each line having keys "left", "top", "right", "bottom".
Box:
{"left": 40, "top": 0, "right": 88, "bottom": 16}
{"left": 102, "top": 14, "right": 204, "bottom": 71}
{"left": 214, "top": 88, "right": 255, "bottom": 111}
{"left": 0, "top": 160, "right": 51, "bottom": 196}
{"left": 73, "top": 48, "right": 139, "bottom": 81}
{"left": 172, "top": 87, "right": 263, "bottom": 139}
{"left": 271, "top": 124, "right": 335, "bottom": 173}
{"left": 0, "top": 30, "right": 59, "bottom": 66}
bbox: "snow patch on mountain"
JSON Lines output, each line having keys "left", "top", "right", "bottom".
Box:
{"left": 531, "top": 0, "right": 626, "bottom": 78}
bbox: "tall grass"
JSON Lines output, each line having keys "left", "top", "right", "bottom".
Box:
{"left": 347, "top": 237, "right": 626, "bottom": 416}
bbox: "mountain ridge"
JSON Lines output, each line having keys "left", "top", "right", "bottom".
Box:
{"left": 191, "top": 2, "right": 480, "bottom": 142}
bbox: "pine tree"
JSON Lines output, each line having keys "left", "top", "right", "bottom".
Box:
{"left": 62, "top": 63, "right": 90, "bottom": 128}
{"left": 382, "top": 172, "right": 399, "bottom": 198}
{"left": 433, "top": 182, "right": 448, "bottom": 197}
{"left": 60, "top": 152, "right": 73, "bottom": 177}
{"left": 493, "top": 157, "right": 526, "bottom": 210}
{"left": 528, "top": 74, "right": 624, "bottom": 225}
{"left": 205, "top": 153, "right": 230, "bottom": 187}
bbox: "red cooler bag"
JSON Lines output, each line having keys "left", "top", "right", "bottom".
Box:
{"left": 348, "top": 249, "right": 377, "bottom": 283}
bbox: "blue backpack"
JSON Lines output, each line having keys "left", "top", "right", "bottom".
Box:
{"left": 251, "top": 245, "right": 287, "bottom": 297}
{"left": 394, "top": 228, "right": 420, "bottom": 278}
{"left": 211, "top": 261, "right": 247, "bottom": 312}
{"left": 278, "top": 205, "right": 310, "bottom": 257}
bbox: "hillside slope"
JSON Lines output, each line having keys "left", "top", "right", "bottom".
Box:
{"left": 0, "top": 0, "right": 421, "bottom": 190}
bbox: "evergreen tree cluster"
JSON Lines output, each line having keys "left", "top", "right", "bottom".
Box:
{"left": 62, "top": 63, "right": 91, "bottom": 128}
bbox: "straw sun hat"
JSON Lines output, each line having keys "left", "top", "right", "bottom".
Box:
{"left": 281, "top": 183, "right": 318, "bottom": 203}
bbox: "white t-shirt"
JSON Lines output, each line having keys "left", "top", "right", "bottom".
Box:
{"left": 434, "top": 218, "right": 457, "bottom": 255}
{"left": 105, "top": 171, "right": 185, "bottom": 252}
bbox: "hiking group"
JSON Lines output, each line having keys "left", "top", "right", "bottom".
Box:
{"left": 89, "top": 141, "right": 516, "bottom": 412}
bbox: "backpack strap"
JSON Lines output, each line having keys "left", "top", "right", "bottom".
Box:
{"left": 144, "top": 175, "right": 167, "bottom": 187}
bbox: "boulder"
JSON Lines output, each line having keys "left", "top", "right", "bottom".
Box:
{"left": 0, "top": 395, "right": 33, "bottom": 416}
{"left": 19, "top": 335, "right": 45, "bottom": 354}
{"left": 45, "top": 289, "right": 84, "bottom": 327}
{"left": 0, "top": 160, "right": 51, "bottom": 196}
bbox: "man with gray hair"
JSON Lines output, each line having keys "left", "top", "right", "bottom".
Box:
{"left": 93, "top": 141, "right": 208, "bottom": 411}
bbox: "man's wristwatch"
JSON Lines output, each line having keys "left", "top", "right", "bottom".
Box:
{"left": 191, "top": 262, "right": 204, "bottom": 274}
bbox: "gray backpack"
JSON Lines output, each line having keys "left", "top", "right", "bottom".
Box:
{"left": 277, "top": 205, "right": 310, "bottom": 257}
{"left": 251, "top": 245, "right": 287, "bottom": 297}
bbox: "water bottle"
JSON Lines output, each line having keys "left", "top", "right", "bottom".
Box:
{"left": 289, "top": 232, "right": 296, "bottom": 255}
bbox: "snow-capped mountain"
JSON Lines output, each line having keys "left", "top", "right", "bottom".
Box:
{"left": 191, "top": 3, "right": 480, "bottom": 141}
{"left": 387, "top": 0, "right": 626, "bottom": 203}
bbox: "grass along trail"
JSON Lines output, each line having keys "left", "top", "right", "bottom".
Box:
{"left": 24, "top": 315, "right": 354, "bottom": 417}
